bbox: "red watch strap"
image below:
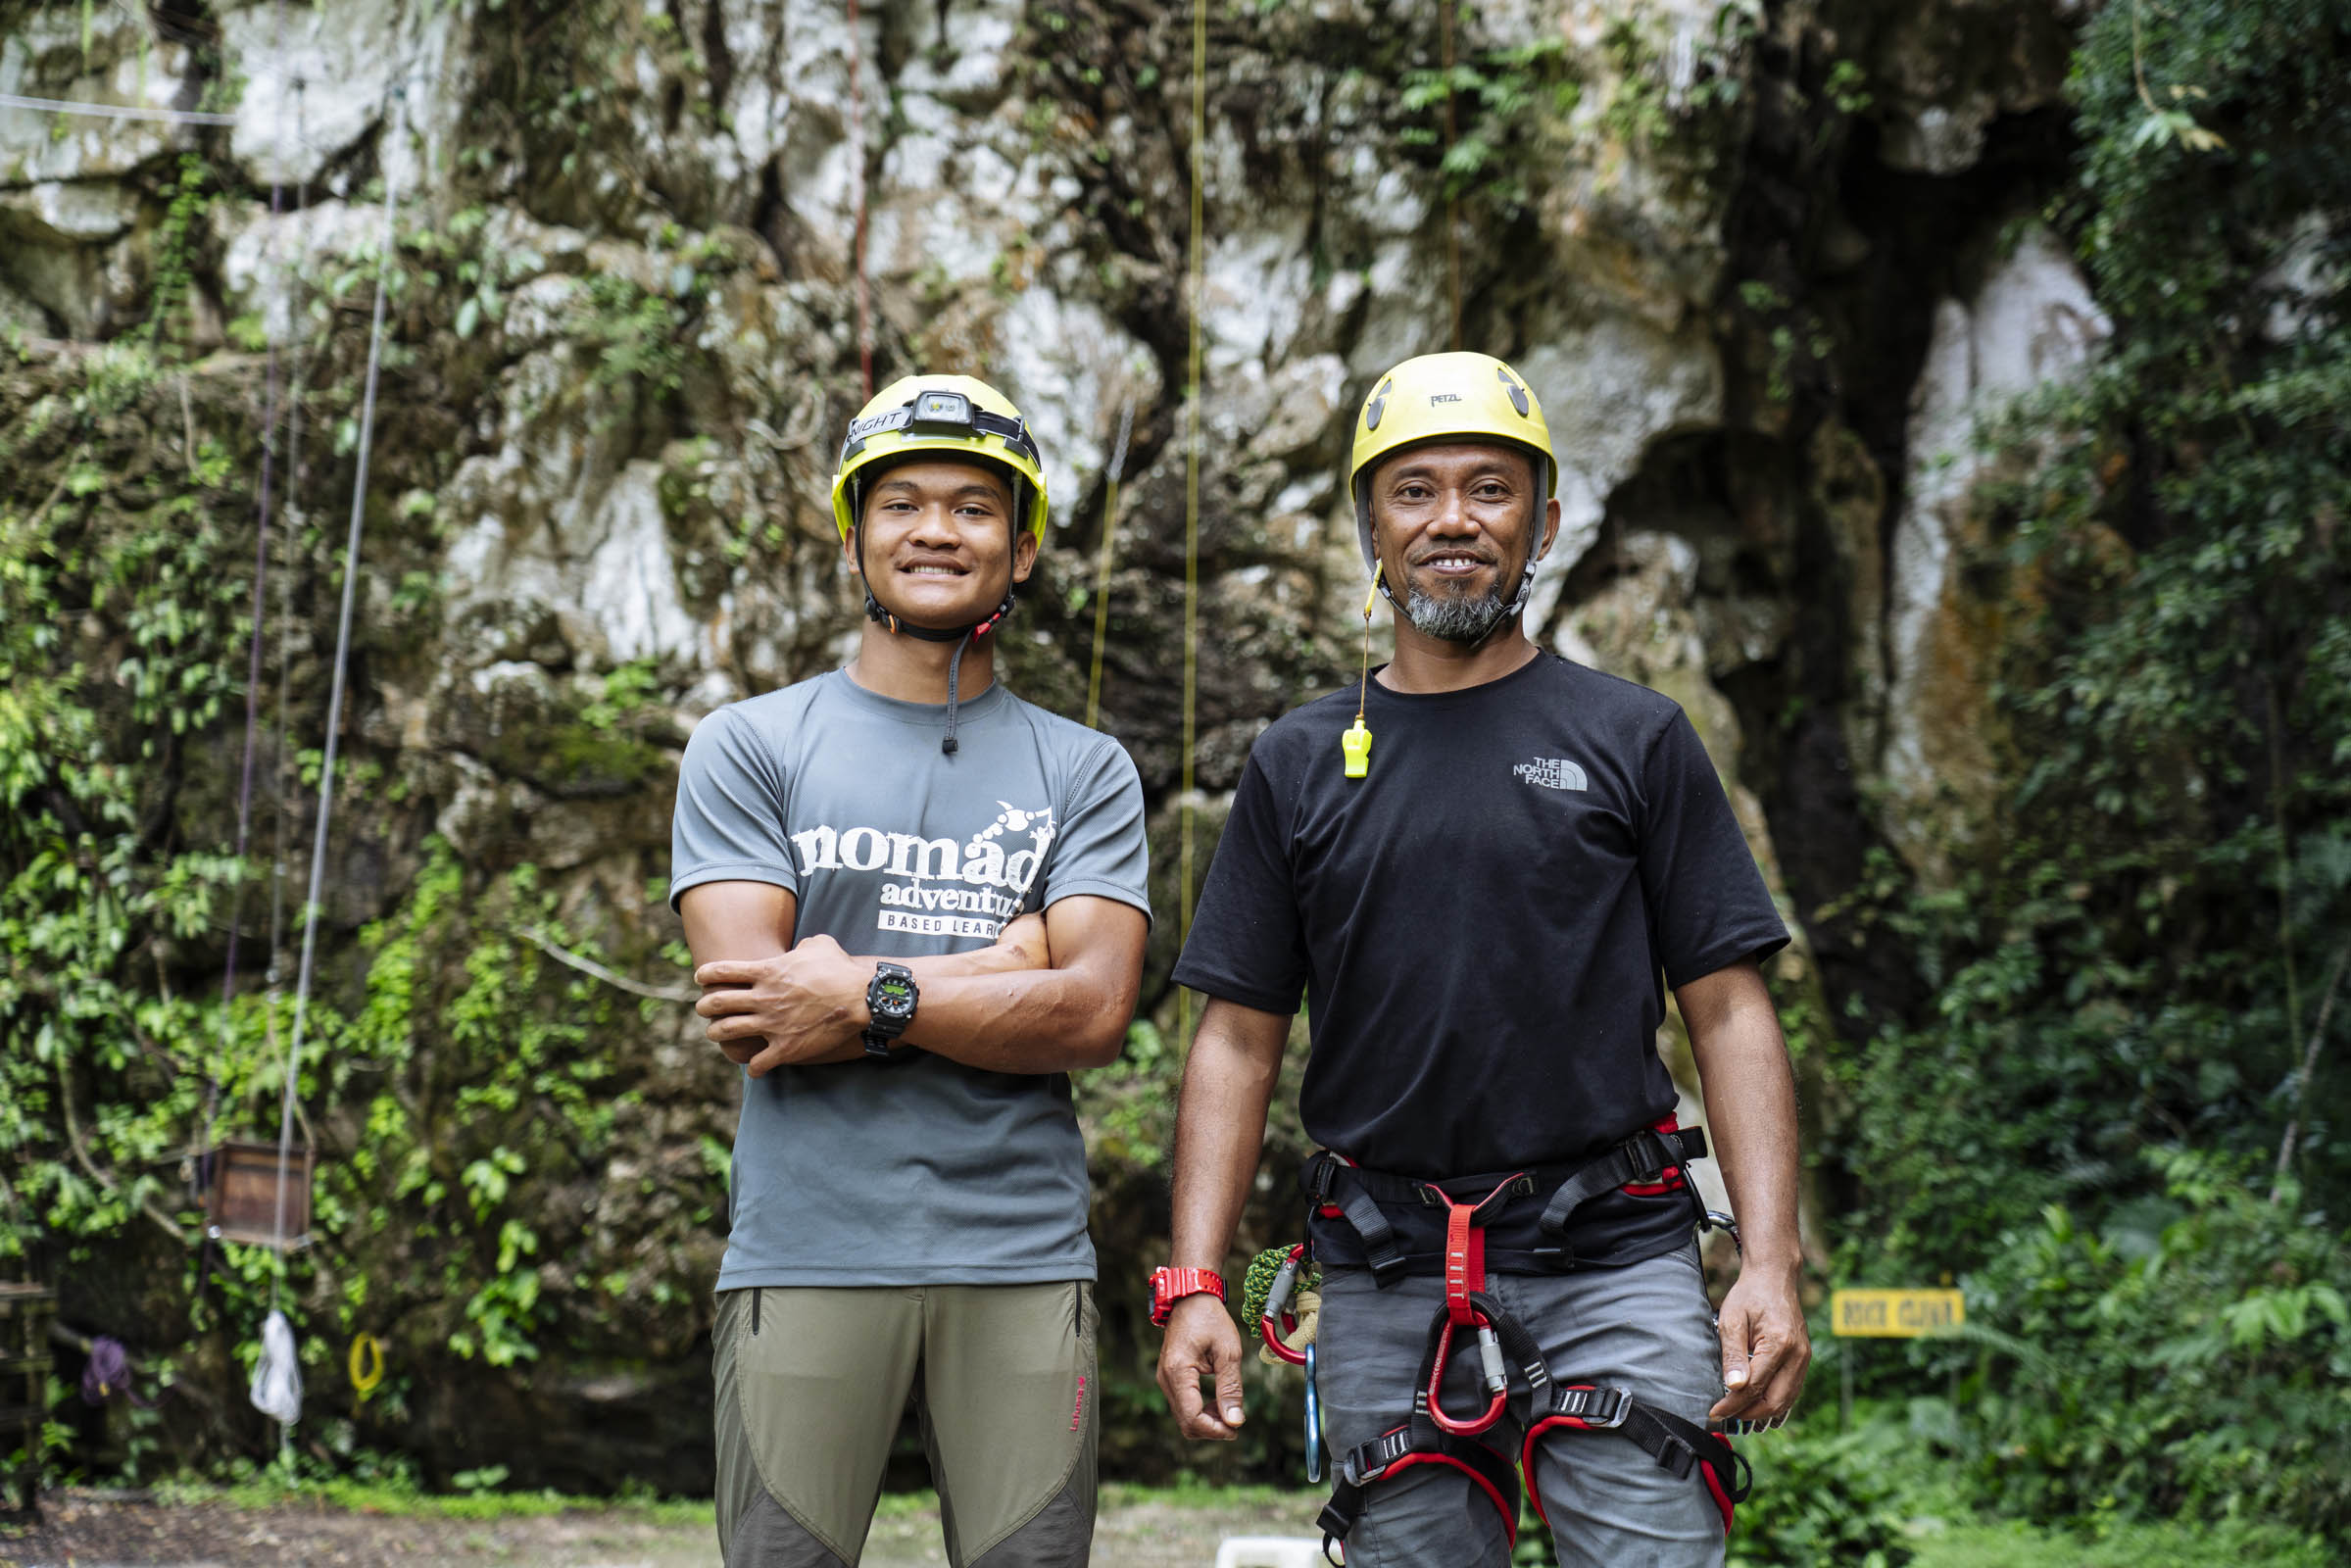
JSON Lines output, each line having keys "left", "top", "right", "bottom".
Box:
{"left": 1151, "top": 1267, "right": 1226, "bottom": 1327}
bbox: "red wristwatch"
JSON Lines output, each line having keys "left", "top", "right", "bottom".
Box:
{"left": 1149, "top": 1266, "right": 1227, "bottom": 1327}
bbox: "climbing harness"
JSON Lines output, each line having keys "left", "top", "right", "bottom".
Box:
{"left": 1278, "top": 1119, "right": 1751, "bottom": 1561}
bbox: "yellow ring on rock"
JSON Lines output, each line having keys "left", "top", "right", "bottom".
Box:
{"left": 348, "top": 1332, "right": 385, "bottom": 1398}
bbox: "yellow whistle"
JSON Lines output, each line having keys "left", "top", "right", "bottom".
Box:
{"left": 1343, "top": 565, "right": 1381, "bottom": 780}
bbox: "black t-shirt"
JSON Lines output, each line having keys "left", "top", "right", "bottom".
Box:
{"left": 1172, "top": 653, "right": 1788, "bottom": 1266}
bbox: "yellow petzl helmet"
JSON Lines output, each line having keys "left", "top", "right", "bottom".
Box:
{"left": 830, "top": 373, "right": 1050, "bottom": 543}
{"left": 1347, "top": 351, "right": 1555, "bottom": 571}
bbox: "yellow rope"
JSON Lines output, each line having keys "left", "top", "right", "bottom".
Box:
{"left": 1179, "top": 0, "right": 1206, "bottom": 1048}
{"left": 348, "top": 1332, "right": 385, "bottom": 1399}
{"left": 1442, "top": 0, "right": 1462, "bottom": 349}
{"left": 1082, "top": 400, "right": 1135, "bottom": 732}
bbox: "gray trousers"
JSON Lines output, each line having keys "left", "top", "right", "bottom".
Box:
{"left": 1317, "top": 1242, "right": 1727, "bottom": 1568}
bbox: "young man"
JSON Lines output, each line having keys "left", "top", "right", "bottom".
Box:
{"left": 672, "top": 374, "right": 1151, "bottom": 1568}
{"left": 1153, "top": 352, "right": 1810, "bottom": 1566}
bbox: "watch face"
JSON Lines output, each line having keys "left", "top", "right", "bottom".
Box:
{"left": 873, "top": 975, "right": 916, "bottom": 1019}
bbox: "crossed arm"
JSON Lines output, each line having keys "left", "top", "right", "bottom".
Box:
{"left": 1155, "top": 958, "right": 1810, "bottom": 1440}
{"left": 677, "top": 880, "right": 1149, "bottom": 1073}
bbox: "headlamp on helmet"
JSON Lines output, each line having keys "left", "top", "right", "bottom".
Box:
{"left": 831, "top": 373, "right": 1050, "bottom": 543}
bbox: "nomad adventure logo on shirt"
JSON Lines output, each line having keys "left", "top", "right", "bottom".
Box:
{"left": 1513, "top": 757, "right": 1589, "bottom": 792}
{"left": 788, "top": 802, "right": 1057, "bottom": 938}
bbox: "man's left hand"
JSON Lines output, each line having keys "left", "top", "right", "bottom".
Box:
{"left": 694, "top": 934, "right": 866, "bottom": 1075}
{"left": 1709, "top": 1258, "right": 1810, "bottom": 1425}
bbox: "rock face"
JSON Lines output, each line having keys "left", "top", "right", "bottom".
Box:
{"left": 0, "top": 0, "right": 2101, "bottom": 1488}
{"left": 1878, "top": 224, "right": 2108, "bottom": 878}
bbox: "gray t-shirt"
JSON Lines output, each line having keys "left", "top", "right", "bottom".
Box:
{"left": 670, "top": 669, "right": 1151, "bottom": 1288}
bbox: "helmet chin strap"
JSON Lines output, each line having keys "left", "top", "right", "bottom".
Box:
{"left": 1385, "top": 552, "right": 1542, "bottom": 647}
{"left": 853, "top": 508, "right": 1021, "bottom": 756}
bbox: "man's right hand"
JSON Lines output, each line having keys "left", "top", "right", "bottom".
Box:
{"left": 1157, "top": 1294, "right": 1248, "bottom": 1441}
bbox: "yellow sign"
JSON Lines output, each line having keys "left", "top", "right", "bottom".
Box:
{"left": 1831, "top": 1289, "right": 1965, "bottom": 1338}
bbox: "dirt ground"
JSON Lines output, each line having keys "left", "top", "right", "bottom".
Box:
{"left": 0, "top": 1487, "right": 1331, "bottom": 1567}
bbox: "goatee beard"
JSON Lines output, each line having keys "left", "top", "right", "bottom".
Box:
{"left": 1405, "top": 582, "right": 1512, "bottom": 644}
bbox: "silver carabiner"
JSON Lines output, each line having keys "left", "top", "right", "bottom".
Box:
{"left": 1304, "top": 1339, "right": 1325, "bottom": 1483}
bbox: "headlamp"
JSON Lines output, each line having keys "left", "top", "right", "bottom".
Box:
{"left": 908, "top": 389, "right": 976, "bottom": 431}
{"left": 838, "top": 387, "right": 1042, "bottom": 470}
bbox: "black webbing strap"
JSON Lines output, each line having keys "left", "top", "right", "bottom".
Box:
{"left": 1317, "top": 1416, "right": 1523, "bottom": 1559}
{"left": 1519, "top": 1385, "right": 1752, "bottom": 1535}
{"left": 1303, "top": 1152, "right": 1410, "bottom": 1283}
{"left": 1531, "top": 1126, "right": 1707, "bottom": 1265}
{"left": 1525, "top": 1389, "right": 1749, "bottom": 1493}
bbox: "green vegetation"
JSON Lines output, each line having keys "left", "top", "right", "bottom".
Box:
{"left": 4, "top": 0, "right": 2348, "bottom": 1547}
{"left": 1909, "top": 1520, "right": 2334, "bottom": 1568}
{"left": 1827, "top": 0, "right": 2351, "bottom": 1545}
{"left": 0, "top": 329, "right": 708, "bottom": 1476}
{"left": 162, "top": 1469, "right": 713, "bottom": 1527}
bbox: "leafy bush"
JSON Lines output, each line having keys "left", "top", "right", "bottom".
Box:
{"left": 1931, "top": 1152, "right": 2351, "bottom": 1535}
{"left": 1721, "top": 1422, "right": 1917, "bottom": 1568}
{"left": 1502, "top": 1413, "right": 1915, "bottom": 1567}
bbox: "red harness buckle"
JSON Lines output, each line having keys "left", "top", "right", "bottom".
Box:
{"left": 1421, "top": 1180, "right": 1524, "bottom": 1437}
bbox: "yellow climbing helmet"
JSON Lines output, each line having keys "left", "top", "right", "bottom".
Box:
{"left": 829, "top": 373, "right": 1051, "bottom": 543}
{"left": 1347, "top": 351, "right": 1556, "bottom": 569}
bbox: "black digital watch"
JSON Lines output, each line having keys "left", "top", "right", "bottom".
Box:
{"left": 862, "top": 961, "right": 917, "bottom": 1059}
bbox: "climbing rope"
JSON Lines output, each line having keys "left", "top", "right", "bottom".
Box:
{"left": 261, "top": 82, "right": 318, "bottom": 1073}
{"left": 251, "top": 87, "right": 410, "bottom": 1453}
{"left": 0, "top": 91, "right": 235, "bottom": 125}
{"left": 273, "top": 83, "right": 408, "bottom": 1275}
{"left": 847, "top": 0, "right": 873, "bottom": 397}
{"left": 1177, "top": 0, "right": 1206, "bottom": 1048}
{"left": 1441, "top": 0, "right": 1463, "bottom": 349}
{"left": 199, "top": 0, "right": 298, "bottom": 1189}
{"left": 1081, "top": 399, "right": 1136, "bottom": 732}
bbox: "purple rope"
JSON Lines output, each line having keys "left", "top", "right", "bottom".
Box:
{"left": 79, "top": 1336, "right": 149, "bottom": 1407}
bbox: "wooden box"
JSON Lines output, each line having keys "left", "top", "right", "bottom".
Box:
{"left": 202, "top": 1141, "right": 314, "bottom": 1249}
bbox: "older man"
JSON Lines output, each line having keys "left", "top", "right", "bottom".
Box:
{"left": 1152, "top": 352, "right": 1808, "bottom": 1566}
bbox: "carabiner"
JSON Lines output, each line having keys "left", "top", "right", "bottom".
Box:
{"left": 1425, "top": 1312, "right": 1510, "bottom": 1436}
{"left": 1304, "top": 1339, "right": 1325, "bottom": 1483}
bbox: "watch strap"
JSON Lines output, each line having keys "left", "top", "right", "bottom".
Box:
{"left": 1150, "top": 1266, "right": 1227, "bottom": 1328}
{"left": 863, "top": 961, "right": 916, "bottom": 1058}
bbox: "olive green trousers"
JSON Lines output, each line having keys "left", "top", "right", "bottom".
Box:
{"left": 712, "top": 1283, "right": 1099, "bottom": 1567}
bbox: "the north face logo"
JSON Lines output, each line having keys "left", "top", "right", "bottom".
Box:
{"left": 1514, "top": 757, "right": 1588, "bottom": 791}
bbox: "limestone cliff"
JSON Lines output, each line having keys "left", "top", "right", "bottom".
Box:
{"left": 1, "top": 0, "right": 2101, "bottom": 1487}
